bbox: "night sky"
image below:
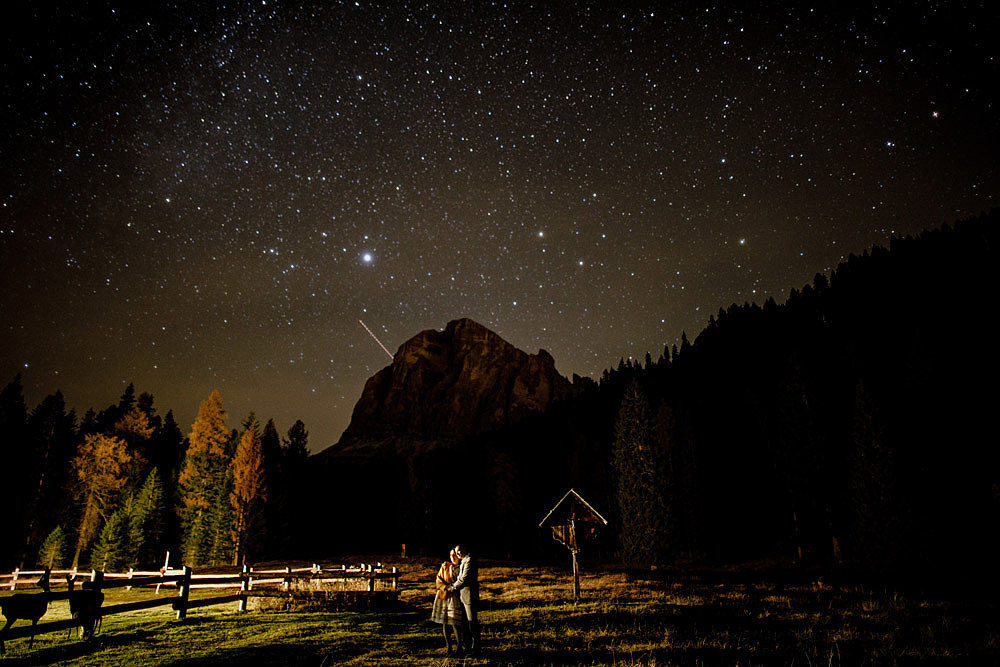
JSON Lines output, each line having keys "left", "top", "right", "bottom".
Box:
{"left": 2, "top": 2, "right": 997, "bottom": 451}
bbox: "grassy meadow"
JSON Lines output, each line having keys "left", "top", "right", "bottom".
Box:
{"left": 1, "top": 557, "right": 996, "bottom": 666}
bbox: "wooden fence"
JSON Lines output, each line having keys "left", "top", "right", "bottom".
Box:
{"left": 0, "top": 563, "right": 400, "bottom": 648}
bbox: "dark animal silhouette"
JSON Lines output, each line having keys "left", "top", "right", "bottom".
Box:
{"left": 0, "top": 568, "right": 51, "bottom": 654}
{"left": 65, "top": 575, "right": 103, "bottom": 640}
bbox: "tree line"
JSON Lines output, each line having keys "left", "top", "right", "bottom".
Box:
{"left": 5, "top": 211, "right": 996, "bottom": 584}
{"left": 601, "top": 212, "right": 998, "bottom": 582}
{"left": 309, "top": 211, "right": 998, "bottom": 585}
{"left": 593, "top": 211, "right": 997, "bottom": 582}
{"left": 0, "top": 384, "right": 312, "bottom": 571}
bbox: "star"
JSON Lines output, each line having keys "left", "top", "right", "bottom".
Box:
{"left": 0, "top": 2, "right": 994, "bottom": 450}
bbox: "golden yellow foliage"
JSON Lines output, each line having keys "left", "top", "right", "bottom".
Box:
{"left": 179, "top": 390, "right": 229, "bottom": 512}
{"left": 71, "top": 432, "right": 134, "bottom": 566}
{"left": 230, "top": 417, "right": 267, "bottom": 566}
{"left": 116, "top": 407, "right": 155, "bottom": 442}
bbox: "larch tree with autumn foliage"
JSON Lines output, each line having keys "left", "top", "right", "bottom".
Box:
{"left": 179, "top": 390, "right": 230, "bottom": 565}
{"left": 230, "top": 414, "right": 268, "bottom": 566}
{"left": 70, "top": 432, "right": 134, "bottom": 567}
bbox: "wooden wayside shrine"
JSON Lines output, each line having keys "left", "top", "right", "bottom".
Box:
{"left": 539, "top": 488, "right": 608, "bottom": 602}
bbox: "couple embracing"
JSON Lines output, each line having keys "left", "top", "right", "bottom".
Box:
{"left": 430, "top": 544, "right": 480, "bottom": 655}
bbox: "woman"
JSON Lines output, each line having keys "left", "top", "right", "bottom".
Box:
{"left": 430, "top": 548, "right": 465, "bottom": 654}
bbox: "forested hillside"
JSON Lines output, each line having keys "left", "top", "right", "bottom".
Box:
{"left": 0, "top": 385, "right": 312, "bottom": 571}
{"left": 313, "top": 211, "right": 998, "bottom": 585}
{"left": 4, "top": 211, "right": 997, "bottom": 585}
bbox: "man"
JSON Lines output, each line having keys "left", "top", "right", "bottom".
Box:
{"left": 449, "top": 543, "right": 480, "bottom": 653}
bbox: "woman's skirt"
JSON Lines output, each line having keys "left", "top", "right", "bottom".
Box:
{"left": 430, "top": 593, "right": 464, "bottom": 625}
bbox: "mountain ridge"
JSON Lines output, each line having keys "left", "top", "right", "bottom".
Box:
{"left": 322, "top": 318, "right": 576, "bottom": 456}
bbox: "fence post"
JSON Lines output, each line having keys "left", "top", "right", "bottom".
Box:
{"left": 91, "top": 570, "right": 105, "bottom": 626}
{"left": 126, "top": 567, "right": 134, "bottom": 592}
{"left": 176, "top": 566, "right": 191, "bottom": 620}
{"left": 368, "top": 564, "right": 375, "bottom": 592}
{"left": 238, "top": 564, "right": 249, "bottom": 613}
{"left": 391, "top": 566, "right": 398, "bottom": 591}
{"left": 283, "top": 566, "right": 291, "bottom": 592}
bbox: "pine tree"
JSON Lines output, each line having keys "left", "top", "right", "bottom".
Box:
{"left": 256, "top": 418, "right": 282, "bottom": 557}
{"left": 207, "top": 468, "right": 236, "bottom": 566}
{"left": 612, "top": 381, "right": 672, "bottom": 566}
{"left": 23, "top": 391, "right": 77, "bottom": 567}
{"left": 281, "top": 420, "right": 310, "bottom": 555}
{"left": 118, "top": 383, "right": 137, "bottom": 414}
{"left": 152, "top": 409, "right": 184, "bottom": 483}
{"left": 129, "top": 469, "right": 167, "bottom": 568}
{"left": 230, "top": 415, "right": 267, "bottom": 566}
{"left": 848, "top": 381, "right": 905, "bottom": 572}
{"left": 179, "top": 391, "right": 229, "bottom": 564}
{"left": 91, "top": 508, "right": 130, "bottom": 571}
{"left": 284, "top": 420, "right": 309, "bottom": 459}
{"left": 70, "top": 432, "right": 133, "bottom": 567}
{"left": 261, "top": 418, "right": 282, "bottom": 464}
{"left": 36, "top": 526, "right": 68, "bottom": 569}
{"left": 79, "top": 408, "right": 99, "bottom": 437}
{"left": 182, "top": 512, "right": 210, "bottom": 567}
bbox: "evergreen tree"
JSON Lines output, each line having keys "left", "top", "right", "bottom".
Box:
{"left": 22, "top": 391, "right": 77, "bottom": 567}
{"left": 119, "top": 383, "right": 136, "bottom": 410}
{"left": 91, "top": 508, "right": 130, "bottom": 571}
{"left": 182, "top": 512, "right": 211, "bottom": 568}
{"left": 153, "top": 409, "right": 185, "bottom": 483}
{"left": 36, "top": 526, "right": 68, "bottom": 569}
{"left": 261, "top": 418, "right": 282, "bottom": 463}
{"left": 256, "top": 418, "right": 282, "bottom": 557}
{"left": 284, "top": 420, "right": 309, "bottom": 459}
{"left": 94, "top": 382, "right": 137, "bottom": 435}
{"left": 78, "top": 408, "right": 99, "bottom": 437}
{"left": 612, "top": 381, "right": 672, "bottom": 566}
{"left": 153, "top": 409, "right": 185, "bottom": 558}
{"left": 207, "top": 468, "right": 236, "bottom": 566}
{"left": 848, "top": 381, "right": 904, "bottom": 572}
{"left": 129, "top": 469, "right": 167, "bottom": 568}
{"left": 279, "top": 420, "right": 310, "bottom": 555}
{"left": 179, "top": 391, "right": 229, "bottom": 564}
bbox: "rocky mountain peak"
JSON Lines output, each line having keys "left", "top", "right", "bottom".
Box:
{"left": 331, "top": 318, "right": 575, "bottom": 451}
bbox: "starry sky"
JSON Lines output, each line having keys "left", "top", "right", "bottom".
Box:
{"left": 2, "top": 2, "right": 997, "bottom": 451}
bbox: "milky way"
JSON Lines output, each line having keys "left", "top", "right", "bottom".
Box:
{"left": 2, "top": 2, "right": 997, "bottom": 449}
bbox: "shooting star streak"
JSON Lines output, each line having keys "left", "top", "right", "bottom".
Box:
{"left": 359, "top": 319, "right": 393, "bottom": 359}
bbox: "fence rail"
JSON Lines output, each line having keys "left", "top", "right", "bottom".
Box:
{"left": 0, "top": 563, "right": 400, "bottom": 649}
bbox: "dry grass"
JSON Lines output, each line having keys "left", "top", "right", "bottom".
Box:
{"left": 1, "top": 557, "right": 996, "bottom": 665}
